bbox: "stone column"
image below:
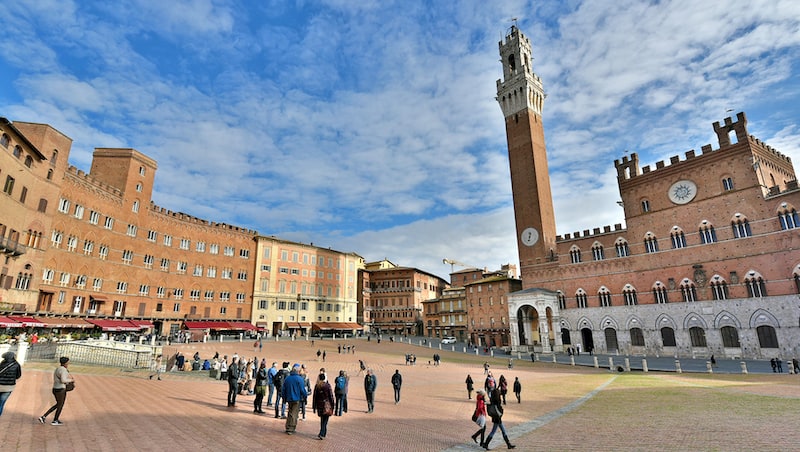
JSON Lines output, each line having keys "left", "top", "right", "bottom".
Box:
{"left": 539, "top": 319, "right": 551, "bottom": 353}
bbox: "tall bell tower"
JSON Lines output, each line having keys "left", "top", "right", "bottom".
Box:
{"left": 496, "top": 25, "right": 557, "bottom": 273}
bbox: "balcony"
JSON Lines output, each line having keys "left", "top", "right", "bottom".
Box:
{"left": 0, "top": 237, "right": 26, "bottom": 257}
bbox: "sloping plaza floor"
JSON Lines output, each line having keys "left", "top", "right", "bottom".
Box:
{"left": 1, "top": 337, "right": 798, "bottom": 451}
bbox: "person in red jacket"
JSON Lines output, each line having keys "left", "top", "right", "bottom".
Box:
{"left": 470, "top": 389, "right": 488, "bottom": 445}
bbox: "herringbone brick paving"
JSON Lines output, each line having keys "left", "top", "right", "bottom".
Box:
{"left": 1, "top": 338, "right": 797, "bottom": 451}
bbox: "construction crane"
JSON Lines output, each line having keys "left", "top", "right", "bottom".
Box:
{"left": 442, "top": 258, "right": 474, "bottom": 273}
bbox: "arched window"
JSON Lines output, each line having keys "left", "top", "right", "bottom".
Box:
{"left": 670, "top": 226, "right": 686, "bottom": 249}
{"left": 557, "top": 291, "right": 566, "bottom": 310}
{"left": 661, "top": 327, "right": 676, "bottom": 347}
{"left": 756, "top": 325, "right": 779, "bottom": 348}
{"left": 575, "top": 289, "right": 587, "bottom": 309}
{"left": 731, "top": 213, "right": 751, "bottom": 238}
{"left": 794, "top": 265, "right": 800, "bottom": 294}
{"left": 569, "top": 245, "right": 582, "bottom": 264}
{"left": 51, "top": 149, "right": 59, "bottom": 166}
{"left": 598, "top": 287, "right": 612, "bottom": 307}
{"left": 689, "top": 326, "right": 707, "bottom": 347}
{"left": 591, "top": 242, "right": 604, "bottom": 261}
{"left": 622, "top": 284, "right": 637, "bottom": 306}
{"left": 744, "top": 271, "right": 767, "bottom": 297}
{"left": 722, "top": 177, "right": 734, "bottom": 191}
{"left": 24, "top": 155, "right": 33, "bottom": 167}
{"left": 778, "top": 202, "right": 799, "bottom": 230}
{"left": 614, "top": 238, "right": 629, "bottom": 257}
{"left": 720, "top": 326, "right": 740, "bottom": 347}
{"left": 630, "top": 327, "right": 645, "bottom": 346}
{"left": 644, "top": 232, "right": 658, "bottom": 253}
{"left": 710, "top": 275, "right": 728, "bottom": 300}
{"left": 680, "top": 278, "right": 697, "bottom": 302}
{"left": 0, "top": 134, "right": 9, "bottom": 147}
{"left": 699, "top": 220, "right": 717, "bottom": 244}
{"left": 641, "top": 199, "right": 650, "bottom": 213}
{"left": 13, "top": 145, "right": 21, "bottom": 158}
{"left": 652, "top": 281, "right": 668, "bottom": 304}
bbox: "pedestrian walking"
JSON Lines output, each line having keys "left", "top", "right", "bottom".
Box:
{"left": 149, "top": 354, "right": 162, "bottom": 380}
{"left": 466, "top": 374, "right": 474, "bottom": 399}
{"left": 0, "top": 351, "right": 22, "bottom": 416}
{"left": 39, "top": 356, "right": 74, "bottom": 426}
{"left": 513, "top": 377, "right": 521, "bottom": 403}
{"left": 322, "top": 350, "right": 326, "bottom": 362}
{"left": 470, "top": 389, "right": 488, "bottom": 445}
{"left": 312, "top": 373, "right": 335, "bottom": 440}
{"left": 391, "top": 369, "right": 402, "bottom": 404}
{"left": 482, "top": 386, "right": 515, "bottom": 449}
{"left": 364, "top": 369, "right": 377, "bottom": 413}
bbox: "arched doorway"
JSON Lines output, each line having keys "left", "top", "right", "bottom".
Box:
{"left": 581, "top": 328, "right": 594, "bottom": 354}
{"left": 561, "top": 328, "right": 571, "bottom": 345}
{"left": 516, "top": 305, "right": 540, "bottom": 347}
{"left": 604, "top": 328, "right": 618, "bottom": 353}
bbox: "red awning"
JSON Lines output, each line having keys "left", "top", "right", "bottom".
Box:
{"left": 85, "top": 319, "right": 141, "bottom": 332}
{"left": 312, "top": 322, "right": 363, "bottom": 330}
{"left": 7, "top": 316, "right": 45, "bottom": 327}
{"left": 0, "top": 316, "right": 23, "bottom": 328}
{"left": 184, "top": 321, "right": 237, "bottom": 330}
{"left": 226, "top": 321, "right": 258, "bottom": 331}
{"left": 129, "top": 320, "right": 154, "bottom": 328}
{"left": 36, "top": 317, "right": 92, "bottom": 329}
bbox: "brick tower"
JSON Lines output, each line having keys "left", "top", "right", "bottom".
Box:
{"left": 496, "top": 25, "right": 557, "bottom": 275}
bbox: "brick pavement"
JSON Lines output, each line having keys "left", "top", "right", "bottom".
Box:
{"left": 1, "top": 338, "right": 798, "bottom": 451}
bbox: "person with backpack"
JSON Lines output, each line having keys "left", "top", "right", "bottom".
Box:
{"left": 391, "top": 369, "right": 402, "bottom": 404}
{"left": 334, "top": 370, "right": 349, "bottom": 416}
{"left": 273, "top": 362, "right": 290, "bottom": 418}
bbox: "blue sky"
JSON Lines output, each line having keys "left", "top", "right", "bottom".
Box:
{"left": 2, "top": 0, "right": 799, "bottom": 278}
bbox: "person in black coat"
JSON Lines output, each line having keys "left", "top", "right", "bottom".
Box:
{"left": 0, "top": 351, "right": 22, "bottom": 416}
{"left": 482, "top": 387, "right": 515, "bottom": 450}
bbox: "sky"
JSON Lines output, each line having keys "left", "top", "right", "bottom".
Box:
{"left": 2, "top": 0, "right": 799, "bottom": 280}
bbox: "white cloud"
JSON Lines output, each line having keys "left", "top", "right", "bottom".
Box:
{"left": 1, "top": 0, "right": 799, "bottom": 280}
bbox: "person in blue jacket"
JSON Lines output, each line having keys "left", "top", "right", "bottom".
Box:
{"left": 282, "top": 363, "right": 308, "bottom": 435}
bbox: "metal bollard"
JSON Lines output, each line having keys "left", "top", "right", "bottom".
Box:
{"left": 570, "top": 355, "right": 575, "bottom": 366}
{"left": 740, "top": 361, "right": 748, "bottom": 374}
{"left": 642, "top": 358, "right": 648, "bottom": 372}
{"left": 593, "top": 356, "right": 599, "bottom": 368}
{"left": 608, "top": 357, "right": 614, "bottom": 371}
{"left": 552, "top": 354, "right": 557, "bottom": 363}
{"left": 788, "top": 360, "right": 795, "bottom": 375}
{"left": 624, "top": 357, "right": 630, "bottom": 372}
{"left": 706, "top": 361, "right": 713, "bottom": 373}
{"left": 675, "top": 359, "right": 682, "bottom": 373}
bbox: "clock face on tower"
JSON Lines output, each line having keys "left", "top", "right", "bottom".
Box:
{"left": 668, "top": 180, "right": 697, "bottom": 204}
{"left": 521, "top": 227, "right": 539, "bottom": 246}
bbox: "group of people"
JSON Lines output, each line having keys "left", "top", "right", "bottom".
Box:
{"left": 1, "top": 352, "right": 77, "bottom": 426}
{"left": 769, "top": 357, "right": 800, "bottom": 373}
{"left": 466, "top": 370, "right": 523, "bottom": 449}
